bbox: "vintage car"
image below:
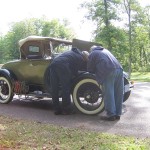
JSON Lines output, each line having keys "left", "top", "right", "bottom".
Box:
{"left": 0, "top": 36, "right": 133, "bottom": 115}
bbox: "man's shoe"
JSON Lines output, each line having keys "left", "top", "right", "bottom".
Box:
{"left": 115, "top": 116, "right": 120, "bottom": 120}
{"left": 100, "top": 116, "right": 116, "bottom": 121}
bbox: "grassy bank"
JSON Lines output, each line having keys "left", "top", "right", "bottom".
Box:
{"left": 131, "top": 72, "right": 150, "bottom": 82}
{"left": 0, "top": 115, "right": 149, "bottom": 150}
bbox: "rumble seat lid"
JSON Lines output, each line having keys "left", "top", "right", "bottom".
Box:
{"left": 72, "top": 39, "right": 102, "bottom": 52}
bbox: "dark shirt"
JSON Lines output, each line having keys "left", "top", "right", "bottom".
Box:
{"left": 51, "top": 48, "right": 87, "bottom": 76}
{"left": 87, "top": 46, "right": 122, "bottom": 84}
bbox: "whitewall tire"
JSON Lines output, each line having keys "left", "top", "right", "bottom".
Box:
{"left": 72, "top": 78, "right": 104, "bottom": 115}
{"left": 0, "top": 76, "right": 13, "bottom": 104}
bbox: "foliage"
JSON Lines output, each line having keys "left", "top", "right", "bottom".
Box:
{"left": 0, "top": 115, "right": 149, "bottom": 150}
{"left": 42, "top": 19, "right": 75, "bottom": 39}
{"left": 0, "top": 18, "right": 75, "bottom": 60}
{"left": 131, "top": 5, "right": 150, "bottom": 72}
{"left": 0, "top": 36, "right": 5, "bottom": 63}
{"left": 81, "top": 0, "right": 150, "bottom": 73}
{"left": 94, "top": 25, "right": 130, "bottom": 70}
{"left": 131, "top": 72, "right": 150, "bottom": 82}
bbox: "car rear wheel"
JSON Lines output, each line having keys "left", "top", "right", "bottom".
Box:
{"left": 0, "top": 76, "right": 14, "bottom": 104}
{"left": 72, "top": 78, "right": 104, "bottom": 115}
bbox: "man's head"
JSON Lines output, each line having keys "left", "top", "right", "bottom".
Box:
{"left": 90, "top": 45, "right": 104, "bottom": 52}
{"left": 82, "top": 51, "right": 89, "bottom": 61}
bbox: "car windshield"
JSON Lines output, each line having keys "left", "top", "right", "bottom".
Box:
{"left": 53, "top": 43, "right": 72, "bottom": 53}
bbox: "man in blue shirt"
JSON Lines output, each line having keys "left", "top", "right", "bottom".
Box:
{"left": 50, "top": 48, "right": 88, "bottom": 115}
{"left": 87, "top": 46, "right": 124, "bottom": 121}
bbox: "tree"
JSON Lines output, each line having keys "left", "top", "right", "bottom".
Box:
{"left": 81, "top": 0, "right": 130, "bottom": 70}
{"left": 82, "top": 0, "right": 150, "bottom": 72}
{"left": 131, "top": 5, "right": 150, "bottom": 71}
{"left": 82, "top": 0, "right": 121, "bottom": 50}
{"left": 123, "top": 1, "right": 150, "bottom": 73}
{"left": 1, "top": 18, "right": 75, "bottom": 60}
{"left": 122, "top": 0, "right": 142, "bottom": 75}
{"left": 41, "top": 19, "right": 75, "bottom": 39}
{"left": 0, "top": 36, "right": 5, "bottom": 63}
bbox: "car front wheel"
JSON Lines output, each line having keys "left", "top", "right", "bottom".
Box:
{"left": 72, "top": 78, "right": 104, "bottom": 115}
{"left": 0, "top": 76, "right": 14, "bottom": 104}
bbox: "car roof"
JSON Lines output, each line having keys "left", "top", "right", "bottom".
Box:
{"left": 18, "top": 36, "right": 72, "bottom": 48}
{"left": 18, "top": 36, "right": 102, "bottom": 52}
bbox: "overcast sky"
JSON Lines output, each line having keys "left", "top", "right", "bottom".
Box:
{"left": 0, "top": 0, "right": 149, "bottom": 40}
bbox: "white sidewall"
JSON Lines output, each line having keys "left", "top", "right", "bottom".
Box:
{"left": 0, "top": 77, "right": 12, "bottom": 103}
{"left": 72, "top": 78, "right": 104, "bottom": 115}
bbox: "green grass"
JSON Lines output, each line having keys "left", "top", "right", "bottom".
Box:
{"left": 0, "top": 115, "right": 150, "bottom": 150}
{"left": 131, "top": 72, "right": 150, "bottom": 82}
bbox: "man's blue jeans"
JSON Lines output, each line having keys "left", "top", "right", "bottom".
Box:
{"left": 102, "top": 69, "right": 124, "bottom": 117}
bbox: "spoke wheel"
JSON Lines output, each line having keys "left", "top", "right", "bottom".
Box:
{"left": 0, "top": 76, "right": 13, "bottom": 104}
{"left": 72, "top": 78, "right": 104, "bottom": 115}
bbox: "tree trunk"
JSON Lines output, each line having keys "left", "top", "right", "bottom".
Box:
{"left": 128, "top": 6, "right": 132, "bottom": 77}
{"left": 123, "top": 0, "right": 132, "bottom": 77}
{"left": 104, "top": 0, "right": 112, "bottom": 50}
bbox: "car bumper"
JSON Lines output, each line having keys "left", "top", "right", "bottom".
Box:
{"left": 124, "top": 81, "right": 134, "bottom": 93}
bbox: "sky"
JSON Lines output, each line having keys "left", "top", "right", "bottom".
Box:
{"left": 0, "top": 0, "right": 149, "bottom": 41}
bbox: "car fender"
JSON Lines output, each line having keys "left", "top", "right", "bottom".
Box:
{"left": 72, "top": 71, "right": 133, "bottom": 102}
{"left": 71, "top": 71, "right": 97, "bottom": 92}
{"left": 0, "top": 69, "right": 17, "bottom": 83}
{"left": 73, "top": 71, "right": 132, "bottom": 89}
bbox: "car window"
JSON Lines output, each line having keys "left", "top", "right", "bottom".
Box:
{"left": 26, "top": 45, "right": 43, "bottom": 59}
{"left": 29, "top": 46, "right": 40, "bottom": 53}
{"left": 54, "top": 43, "right": 72, "bottom": 53}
